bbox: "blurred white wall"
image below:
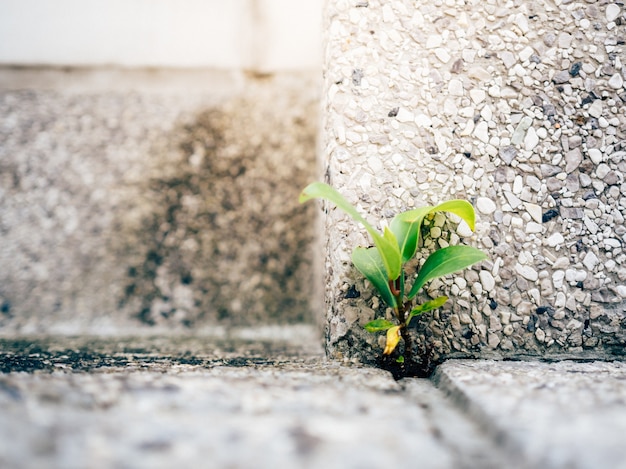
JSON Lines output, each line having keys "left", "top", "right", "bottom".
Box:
{"left": 0, "top": 0, "right": 322, "bottom": 70}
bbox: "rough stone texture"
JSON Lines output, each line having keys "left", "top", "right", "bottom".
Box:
{"left": 3, "top": 334, "right": 626, "bottom": 469}
{"left": 435, "top": 360, "right": 626, "bottom": 469}
{"left": 0, "top": 68, "right": 320, "bottom": 332}
{"left": 322, "top": 0, "right": 626, "bottom": 371}
{"left": 0, "top": 334, "right": 509, "bottom": 469}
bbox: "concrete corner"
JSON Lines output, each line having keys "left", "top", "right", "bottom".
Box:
{"left": 321, "top": 0, "right": 626, "bottom": 371}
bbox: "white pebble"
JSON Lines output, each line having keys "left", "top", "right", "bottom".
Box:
{"left": 553, "top": 271, "right": 565, "bottom": 289}
{"left": 606, "top": 4, "right": 621, "bottom": 23}
{"left": 515, "top": 263, "right": 539, "bottom": 282}
{"left": 587, "top": 100, "right": 603, "bottom": 118}
{"left": 474, "top": 121, "right": 490, "bottom": 144}
{"left": 500, "top": 51, "right": 516, "bottom": 68}
{"left": 524, "top": 127, "right": 539, "bottom": 151}
{"left": 479, "top": 271, "right": 496, "bottom": 292}
{"left": 513, "top": 176, "right": 523, "bottom": 194}
{"left": 457, "top": 221, "right": 474, "bottom": 237}
{"left": 396, "top": 108, "right": 415, "bottom": 123}
{"left": 504, "top": 191, "right": 522, "bottom": 209}
{"left": 455, "top": 277, "right": 467, "bottom": 289}
{"left": 566, "top": 296, "right": 577, "bottom": 312}
{"left": 529, "top": 288, "right": 541, "bottom": 305}
{"left": 434, "top": 48, "right": 451, "bottom": 63}
{"left": 582, "top": 251, "right": 599, "bottom": 271}
{"left": 588, "top": 148, "right": 603, "bottom": 164}
{"left": 382, "top": 4, "right": 396, "bottom": 22}
{"left": 604, "top": 238, "right": 621, "bottom": 248}
{"left": 546, "top": 232, "right": 565, "bottom": 247}
{"left": 535, "top": 328, "right": 546, "bottom": 342}
{"left": 470, "top": 89, "right": 486, "bottom": 103}
{"left": 448, "top": 79, "right": 464, "bottom": 96}
{"left": 596, "top": 163, "right": 611, "bottom": 179}
{"left": 525, "top": 203, "right": 543, "bottom": 223}
{"left": 476, "top": 197, "right": 497, "bottom": 214}
{"left": 415, "top": 114, "right": 432, "bottom": 127}
{"left": 367, "top": 156, "right": 383, "bottom": 173}
{"left": 426, "top": 35, "right": 442, "bottom": 48}
{"left": 565, "top": 269, "right": 587, "bottom": 282}
{"left": 519, "top": 46, "right": 535, "bottom": 62}
{"left": 608, "top": 74, "right": 624, "bottom": 90}
{"left": 511, "top": 116, "right": 533, "bottom": 145}
{"left": 584, "top": 217, "right": 599, "bottom": 235}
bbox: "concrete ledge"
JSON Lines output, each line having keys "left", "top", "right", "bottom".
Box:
{"left": 321, "top": 0, "right": 626, "bottom": 370}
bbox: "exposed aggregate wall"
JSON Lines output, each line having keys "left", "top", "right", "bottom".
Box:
{"left": 321, "top": 0, "right": 626, "bottom": 370}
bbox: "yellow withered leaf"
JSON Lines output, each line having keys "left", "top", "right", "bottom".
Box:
{"left": 383, "top": 326, "right": 401, "bottom": 355}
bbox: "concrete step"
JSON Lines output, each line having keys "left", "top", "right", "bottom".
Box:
{"left": 0, "top": 68, "right": 320, "bottom": 331}
{"left": 2, "top": 333, "right": 625, "bottom": 469}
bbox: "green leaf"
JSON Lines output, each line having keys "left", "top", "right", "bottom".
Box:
{"left": 390, "top": 207, "right": 432, "bottom": 262}
{"left": 379, "top": 226, "right": 402, "bottom": 281}
{"left": 364, "top": 318, "right": 396, "bottom": 332}
{"left": 299, "top": 182, "right": 377, "bottom": 235}
{"left": 407, "top": 245, "right": 487, "bottom": 300}
{"left": 430, "top": 199, "right": 476, "bottom": 231}
{"left": 352, "top": 247, "right": 397, "bottom": 309}
{"left": 300, "top": 182, "right": 401, "bottom": 279}
{"left": 396, "top": 355, "right": 405, "bottom": 364}
{"left": 390, "top": 200, "right": 477, "bottom": 262}
{"left": 406, "top": 296, "right": 448, "bottom": 324}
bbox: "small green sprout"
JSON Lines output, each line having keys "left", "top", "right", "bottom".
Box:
{"left": 300, "top": 182, "right": 486, "bottom": 365}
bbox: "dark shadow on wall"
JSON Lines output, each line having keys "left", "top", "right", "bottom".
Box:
{"left": 117, "top": 97, "right": 319, "bottom": 327}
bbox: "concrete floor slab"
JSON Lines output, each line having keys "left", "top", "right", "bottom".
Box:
{"left": 0, "top": 334, "right": 507, "bottom": 469}
{"left": 435, "top": 360, "right": 626, "bottom": 469}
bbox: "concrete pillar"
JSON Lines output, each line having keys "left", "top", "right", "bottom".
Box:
{"left": 321, "top": 0, "right": 625, "bottom": 372}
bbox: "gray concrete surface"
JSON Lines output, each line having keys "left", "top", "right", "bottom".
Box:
{"left": 0, "top": 68, "right": 320, "bottom": 331}
{"left": 435, "top": 359, "right": 626, "bottom": 469}
{"left": 321, "top": 0, "right": 626, "bottom": 371}
{"left": 1, "top": 332, "right": 625, "bottom": 469}
{"left": 0, "top": 332, "right": 507, "bottom": 469}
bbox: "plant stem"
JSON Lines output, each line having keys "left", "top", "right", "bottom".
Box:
{"left": 389, "top": 278, "right": 402, "bottom": 321}
{"left": 399, "top": 301, "right": 412, "bottom": 368}
{"left": 389, "top": 278, "right": 400, "bottom": 298}
{"left": 390, "top": 271, "right": 414, "bottom": 374}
